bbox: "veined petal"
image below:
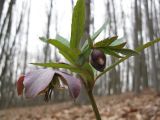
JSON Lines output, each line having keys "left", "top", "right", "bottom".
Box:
{"left": 21, "top": 69, "right": 81, "bottom": 100}
{"left": 56, "top": 71, "right": 81, "bottom": 99}
{"left": 24, "top": 69, "right": 56, "bottom": 98}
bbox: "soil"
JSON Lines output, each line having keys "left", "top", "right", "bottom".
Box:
{"left": 0, "top": 90, "right": 160, "bottom": 120}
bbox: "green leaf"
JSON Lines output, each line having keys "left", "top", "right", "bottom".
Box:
{"left": 70, "top": 0, "right": 85, "bottom": 49}
{"left": 100, "top": 48, "right": 124, "bottom": 58}
{"left": 96, "top": 38, "right": 160, "bottom": 80}
{"left": 91, "top": 20, "right": 109, "bottom": 41}
{"left": 110, "top": 37, "right": 124, "bottom": 46}
{"left": 81, "top": 20, "right": 109, "bottom": 51}
{"left": 56, "top": 34, "right": 70, "bottom": 47}
{"left": 31, "top": 62, "right": 82, "bottom": 73}
{"left": 88, "top": 36, "right": 93, "bottom": 48}
{"left": 39, "top": 37, "right": 48, "bottom": 43}
{"left": 59, "top": 51, "right": 75, "bottom": 64}
{"left": 94, "top": 36, "right": 118, "bottom": 48}
{"left": 109, "top": 42, "right": 127, "bottom": 49}
{"left": 48, "top": 39, "right": 79, "bottom": 63}
{"left": 135, "top": 38, "right": 160, "bottom": 52}
{"left": 107, "top": 47, "right": 138, "bottom": 56}
{"left": 76, "top": 48, "right": 91, "bottom": 66}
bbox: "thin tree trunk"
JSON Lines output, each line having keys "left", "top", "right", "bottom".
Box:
{"left": 133, "top": 0, "right": 141, "bottom": 93}
{"left": 144, "top": 0, "right": 159, "bottom": 92}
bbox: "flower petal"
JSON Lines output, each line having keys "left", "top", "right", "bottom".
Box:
{"left": 23, "top": 69, "right": 81, "bottom": 99}
{"left": 17, "top": 75, "right": 25, "bottom": 95}
{"left": 56, "top": 71, "right": 81, "bottom": 99}
{"left": 23, "top": 69, "right": 56, "bottom": 98}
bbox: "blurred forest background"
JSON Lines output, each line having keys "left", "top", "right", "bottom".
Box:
{"left": 0, "top": 0, "right": 160, "bottom": 109}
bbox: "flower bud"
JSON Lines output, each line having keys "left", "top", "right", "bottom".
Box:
{"left": 90, "top": 49, "right": 106, "bottom": 72}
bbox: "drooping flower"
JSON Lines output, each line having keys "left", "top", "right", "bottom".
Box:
{"left": 17, "top": 69, "right": 81, "bottom": 101}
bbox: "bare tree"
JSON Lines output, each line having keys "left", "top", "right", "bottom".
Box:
{"left": 143, "top": 0, "right": 159, "bottom": 93}
{"left": 43, "top": 0, "right": 53, "bottom": 63}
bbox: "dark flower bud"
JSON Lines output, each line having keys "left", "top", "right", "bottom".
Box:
{"left": 90, "top": 49, "right": 106, "bottom": 72}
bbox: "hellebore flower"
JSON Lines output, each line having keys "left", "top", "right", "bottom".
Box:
{"left": 17, "top": 69, "right": 81, "bottom": 101}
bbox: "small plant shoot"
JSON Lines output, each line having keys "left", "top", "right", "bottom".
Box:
{"left": 17, "top": 0, "right": 160, "bottom": 119}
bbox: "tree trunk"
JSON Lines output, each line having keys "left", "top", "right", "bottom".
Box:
{"left": 144, "top": 0, "right": 159, "bottom": 92}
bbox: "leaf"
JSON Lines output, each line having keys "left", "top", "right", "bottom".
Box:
{"left": 70, "top": 0, "right": 85, "bottom": 49}
{"left": 91, "top": 20, "right": 109, "bottom": 41}
{"left": 94, "top": 36, "right": 118, "bottom": 48}
{"left": 31, "top": 63, "right": 82, "bottom": 73}
{"left": 135, "top": 38, "right": 160, "bottom": 52}
{"left": 56, "top": 34, "right": 70, "bottom": 47}
{"left": 48, "top": 39, "right": 79, "bottom": 62}
{"left": 100, "top": 48, "right": 124, "bottom": 58}
{"left": 110, "top": 37, "right": 125, "bottom": 46}
{"left": 81, "top": 20, "right": 109, "bottom": 51}
{"left": 39, "top": 37, "right": 48, "bottom": 43}
{"left": 76, "top": 48, "right": 91, "bottom": 66}
{"left": 96, "top": 38, "right": 160, "bottom": 80}
{"left": 107, "top": 47, "right": 139, "bottom": 56}
{"left": 88, "top": 36, "right": 93, "bottom": 48}
{"left": 109, "top": 42, "right": 127, "bottom": 49}
{"left": 59, "top": 51, "right": 75, "bottom": 64}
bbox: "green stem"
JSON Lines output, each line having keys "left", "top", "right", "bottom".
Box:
{"left": 88, "top": 90, "right": 101, "bottom": 120}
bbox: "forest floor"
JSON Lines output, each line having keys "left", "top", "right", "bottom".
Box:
{"left": 0, "top": 89, "right": 160, "bottom": 120}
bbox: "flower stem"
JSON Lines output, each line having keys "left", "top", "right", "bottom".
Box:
{"left": 88, "top": 90, "right": 101, "bottom": 120}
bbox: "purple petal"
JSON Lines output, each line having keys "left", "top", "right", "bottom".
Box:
{"left": 23, "top": 69, "right": 81, "bottom": 99}
{"left": 56, "top": 71, "right": 81, "bottom": 99}
{"left": 23, "top": 69, "right": 56, "bottom": 98}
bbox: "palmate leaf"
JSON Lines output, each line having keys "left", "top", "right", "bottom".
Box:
{"left": 96, "top": 38, "right": 160, "bottom": 80}
{"left": 31, "top": 63, "right": 82, "bottom": 73}
{"left": 70, "top": 0, "right": 85, "bottom": 49}
{"left": 94, "top": 36, "right": 118, "bottom": 48}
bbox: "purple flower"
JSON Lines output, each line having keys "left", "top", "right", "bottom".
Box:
{"left": 17, "top": 69, "right": 81, "bottom": 101}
